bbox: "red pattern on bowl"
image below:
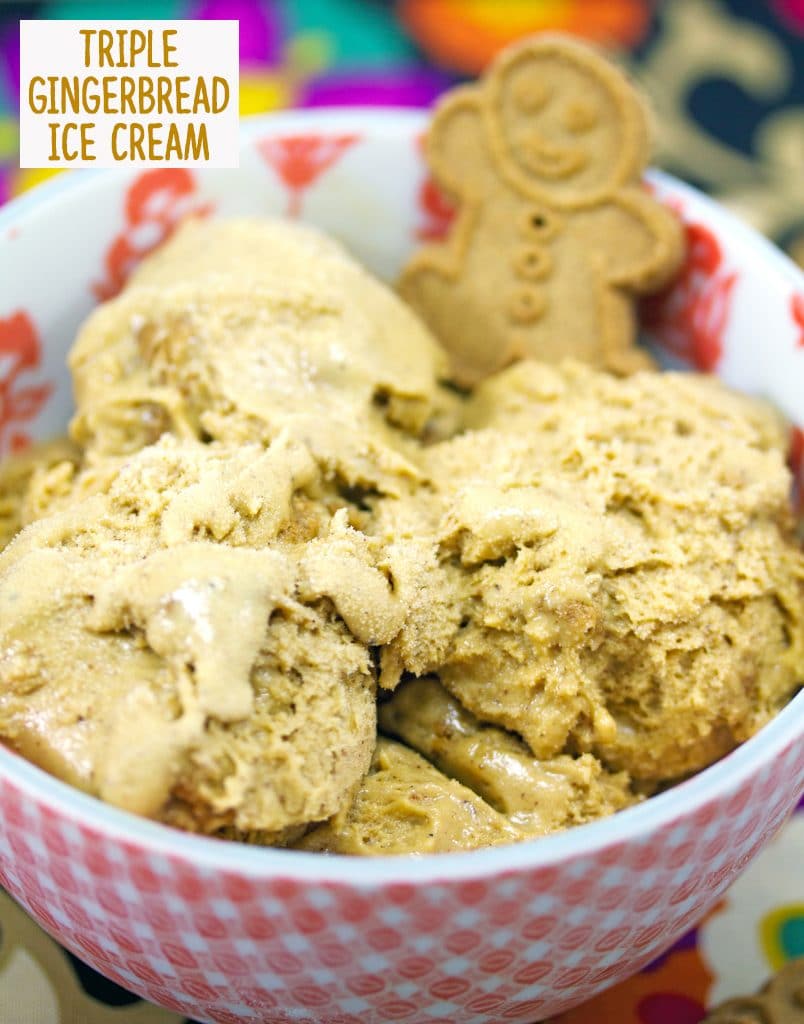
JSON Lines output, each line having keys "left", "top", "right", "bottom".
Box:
{"left": 257, "top": 133, "right": 361, "bottom": 217}
{"left": 1, "top": 740, "right": 802, "bottom": 1023}
{"left": 0, "top": 311, "right": 52, "bottom": 456}
{"left": 92, "top": 168, "right": 214, "bottom": 301}
{"left": 641, "top": 216, "right": 738, "bottom": 372}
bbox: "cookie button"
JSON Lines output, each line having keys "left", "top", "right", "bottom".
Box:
{"left": 520, "top": 205, "right": 562, "bottom": 242}
{"left": 513, "top": 245, "right": 552, "bottom": 281}
{"left": 508, "top": 287, "right": 547, "bottom": 324}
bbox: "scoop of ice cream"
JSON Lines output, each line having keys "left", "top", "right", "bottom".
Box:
{"left": 0, "top": 438, "right": 79, "bottom": 551}
{"left": 0, "top": 435, "right": 379, "bottom": 839}
{"left": 374, "top": 361, "right": 804, "bottom": 782}
{"left": 296, "top": 737, "right": 521, "bottom": 855}
{"left": 379, "top": 678, "right": 637, "bottom": 835}
{"left": 69, "top": 219, "right": 452, "bottom": 494}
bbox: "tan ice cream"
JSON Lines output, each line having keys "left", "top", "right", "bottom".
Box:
{"left": 0, "top": 438, "right": 79, "bottom": 551}
{"left": 380, "top": 678, "right": 637, "bottom": 835}
{"left": 68, "top": 219, "right": 454, "bottom": 495}
{"left": 0, "top": 435, "right": 379, "bottom": 839}
{"left": 0, "top": 218, "right": 801, "bottom": 854}
{"left": 297, "top": 737, "right": 521, "bottom": 855}
{"left": 375, "top": 361, "right": 804, "bottom": 782}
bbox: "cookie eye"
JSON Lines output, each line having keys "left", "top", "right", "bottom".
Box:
{"left": 513, "top": 77, "right": 551, "bottom": 114}
{"left": 563, "top": 99, "right": 598, "bottom": 134}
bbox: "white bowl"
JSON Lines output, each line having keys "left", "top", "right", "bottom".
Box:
{"left": 0, "top": 110, "right": 801, "bottom": 1024}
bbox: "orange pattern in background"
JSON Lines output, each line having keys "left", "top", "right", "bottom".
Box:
{"left": 398, "top": 0, "right": 650, "bottom": 75}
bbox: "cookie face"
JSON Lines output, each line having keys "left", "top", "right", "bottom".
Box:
{"left": 488, "top": 36, "right": 650, "bottom": 205}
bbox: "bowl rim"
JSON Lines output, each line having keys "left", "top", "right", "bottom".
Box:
{"left": 0, "top": 108, "right": 802, "bottom": 887}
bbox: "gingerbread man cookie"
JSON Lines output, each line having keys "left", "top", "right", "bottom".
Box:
{"left": 704, "top": 958, "right": 804, "bottom": 1023}
{"left": 399, "top": 34, "right": 685, "bottom": 386}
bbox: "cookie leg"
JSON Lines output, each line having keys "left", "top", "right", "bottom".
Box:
{"left": 601, "top": 290, "right": 656, "bottom": 375}
{"left": 400, "top": 262, "right": 488, "bottom": 386}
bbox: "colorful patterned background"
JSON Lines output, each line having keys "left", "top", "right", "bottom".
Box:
{"left": 0, "top": 1, "right": 802, "bottom": 1022}
{"left": 3, "top": 0, "right": 804, "bottom": 267}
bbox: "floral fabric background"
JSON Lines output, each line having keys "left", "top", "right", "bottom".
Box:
{"left": 3, "top": 0, "right": 804, "bottom": 266}
{"left": 0, "top": 1, "right": 802, "bottom": 1022}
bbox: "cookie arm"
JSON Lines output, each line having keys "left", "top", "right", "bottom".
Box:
{"left": 399, "top": 88, "right": 490, "bottom": 289}
{"left": 425, "top": 86, "right": 495, "bottom": 199}
{"left": 580, "top": 187, "right": 685, "bottom": 292}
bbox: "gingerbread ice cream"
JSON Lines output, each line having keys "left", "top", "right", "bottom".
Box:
{"left": 70, "top": 218, "right": 453, "bottom": 495}
{"left": 0, "top": 36, "right": 800, "bottom": 856}
{"left": 0, "top": 436, "right": 379, "bottom": 840}
{"left": 374, "top": 361, "right": 804, "bottom": 783}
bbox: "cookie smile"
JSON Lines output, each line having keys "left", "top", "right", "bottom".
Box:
{"left": 520, "top": 135, "right": 587, "bottom": 178}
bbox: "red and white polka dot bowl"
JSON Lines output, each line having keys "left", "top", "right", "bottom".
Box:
{"left": 0, "top": 111, "right": 802, "bottom": 1024}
